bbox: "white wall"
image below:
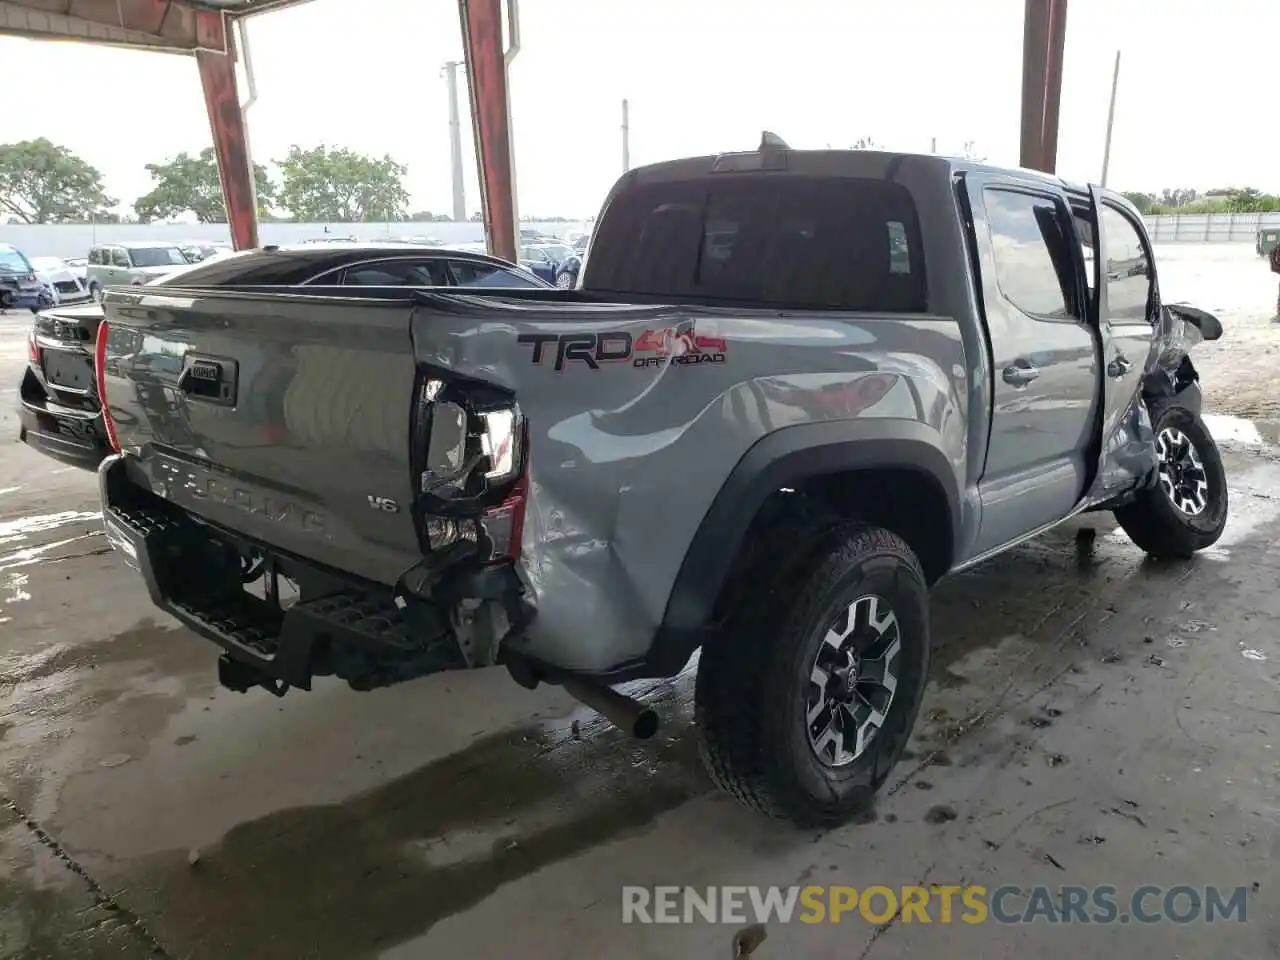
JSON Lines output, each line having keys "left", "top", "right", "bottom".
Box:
{"left": 0, "top": 220, "right": 593, "bottom": 259}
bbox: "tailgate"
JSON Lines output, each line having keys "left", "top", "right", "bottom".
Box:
{"left": 99, "top": 289, "right": 421, "bottom": 585}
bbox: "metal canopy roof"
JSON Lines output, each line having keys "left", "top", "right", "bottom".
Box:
{"left": 0, "top": 0, "right": 314, "bottom": 52}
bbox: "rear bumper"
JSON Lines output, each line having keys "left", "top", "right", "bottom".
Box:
{"left": 17, "top": 369, "right": 110, "bottom": 470}
{"left": 98, "top": 455, "right": 529, "bottom": 693}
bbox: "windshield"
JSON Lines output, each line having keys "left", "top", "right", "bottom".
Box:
{"left": 537, "top": 244, "right": 574, "bottom": 261}
{"left": 0, "top": 249, "right": 32, "bottom": 274}
{"left": 30, "top": 257, "right": 66, "bottom": 272}
{"left": 129, "top": 247, "right": 188, "bottom": 268}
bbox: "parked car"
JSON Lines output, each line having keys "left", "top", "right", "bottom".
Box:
{"left": 17, "top": 243, "right": 547, "bottom": 469}
{"left": 519, "top": 241, "right": 582, "bottom": 288}
{"left": 0, "top": 243, "right": 52, "bottom": 313}
{"left": 93, "top": 139, "right": 1225, "bottom": 827}
{"left": 29, "top": 256, "right": 92, "bottom": 304}
{"left": 85, "top": 242, "right": 191, "bottom": 300}
{"left": 1257, "top": 227, "right": 1279, "bottom": 258}
{"left": 63, "top": 257, "right": 88, "bottom": 280}
{"left": 179, "top": 241, "right": 232, "bottom": 263}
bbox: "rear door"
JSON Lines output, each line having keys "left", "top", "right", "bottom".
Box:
{"left": 109, "top": 248, "right": 132, "bottom": 283}
{"left": 964, "top": 176, "right": 1100, "bottom": 555}
{"left": 1090, "top": 188, "right": 1156, "bottom": 448}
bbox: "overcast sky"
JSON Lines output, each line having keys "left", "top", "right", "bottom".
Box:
{"left": 2, "top": 0, "right": 1277, "bottom": 219}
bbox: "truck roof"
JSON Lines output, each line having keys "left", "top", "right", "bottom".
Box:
{"left": 628, "top": 146, "right": 1085, "bottom": 191}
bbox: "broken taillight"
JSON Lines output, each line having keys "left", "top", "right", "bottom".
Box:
{"left": 413, "top": 376, "right": 528, "bottom": 563}
{"left": 479, "top": 471, "right": 528, "bottom": 562}
{"left": 94, "top": 320, "right": 121, "bottom": 452}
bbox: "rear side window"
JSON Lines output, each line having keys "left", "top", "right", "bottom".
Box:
{"left": 983, "top": 189, "right": 1076, "bottom": 320}
{"left": 449, "top": 261, "right": 542, "bottom": 288}
{"left": 586, "top": 175, "right": 926, "bottom": 312}
{"left": 341, "top": 259, "right": 451, "bottom": 286}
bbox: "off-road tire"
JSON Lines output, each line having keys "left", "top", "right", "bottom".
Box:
{"left": 696, "top": 522, "right": 930, "bottom": 828}
{"left": 1114, "top": 404, "right": 1227, "bottom": 558}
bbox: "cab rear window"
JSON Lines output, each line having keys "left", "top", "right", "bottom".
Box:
{"left": 586, "top": 175, "right": 925, "bottom": 312}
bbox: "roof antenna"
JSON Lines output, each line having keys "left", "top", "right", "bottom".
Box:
{"left": 759, "top": 130, "right": 790, "bottom": 150}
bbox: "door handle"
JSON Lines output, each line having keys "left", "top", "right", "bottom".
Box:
{"left": 1002, "top": 363, "right": 1040, "bottom": 387}
{"left": 1106, "top": 354, "right": 1133, "bottom": 379}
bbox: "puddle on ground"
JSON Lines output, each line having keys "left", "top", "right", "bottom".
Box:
{"left": 0, "top": 532, "right": 105, "bottom": 574}
{"left": 0, "top": 511, "right": 101, "bottom": 548}
{"left": 1204, "top": 414, "right": 1265, "bottom": 446}
{"left": 4, "top": 571, "right": 31, "bottom": 604}
{"left": 123, "top": 700, "right": 708, "bottom": 960}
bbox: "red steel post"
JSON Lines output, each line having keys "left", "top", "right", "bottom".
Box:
{"left": 1039, "top": 0, "right": 1069, "bottom": 175}
{"left": 195, "top": 11, "right": 259, "bottom": 250}
{"left": 1020, "top": 0, "right": 1069, "bottom": 173}
{"left": 459, "top": 0, "right": 517, "bottom": 263}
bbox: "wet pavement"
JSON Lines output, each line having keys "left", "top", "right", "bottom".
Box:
{"left": 3, "top": 246, "right": 1280, "bottom": 959}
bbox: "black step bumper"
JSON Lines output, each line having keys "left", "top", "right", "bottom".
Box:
{"left": 18, "top": 367, "right": 110, "bottom": 471}
{"left": 97, "top": 455, "right": 503, "bottom": 693}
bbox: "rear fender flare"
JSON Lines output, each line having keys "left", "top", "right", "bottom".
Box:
{"left": 648, "top": 420, "right": 962, "bottom": 675}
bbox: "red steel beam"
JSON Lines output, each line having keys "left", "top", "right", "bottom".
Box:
{"left": 459, "top": 0, "right": 517, "bottom": 264}
{"left": 194, "top": 11, "right": 258, "bottom": 250}
{"left": 1019, "top": 0, "right": 1068, "bottom": 174}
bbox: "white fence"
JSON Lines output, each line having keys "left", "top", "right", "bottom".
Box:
{"left": 4, "top": 213, "right": 1278, "bottom": 259}
{"left": 1145, "top": 212, "right": 1280, "bottom": 244}
{"left": 0, "top": 220, "right": 594, "bottom": 260}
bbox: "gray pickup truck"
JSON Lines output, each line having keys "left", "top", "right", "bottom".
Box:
{"left": 95, "top": 137, "right": 1225, "bottom": 826}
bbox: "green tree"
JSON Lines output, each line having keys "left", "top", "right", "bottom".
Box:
{"left": 1122, "top": 191, "right": 1157, "bottom": 215}
{"left": 409, "top": 210, "right": 450, "bottom": 222}
{"left": 276, "top": 145, "right": 409, "bottom": 222}
{"left": 0, "top": 138, "right": 115, "bottom": 223}
{"left": 134, "top": 147, "right": 275, "bottom": 223}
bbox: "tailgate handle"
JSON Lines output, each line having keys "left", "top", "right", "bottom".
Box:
{"left": 178, "top": 357, "right": 238, "bottom": 406}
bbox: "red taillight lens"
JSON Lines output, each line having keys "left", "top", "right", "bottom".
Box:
{"left": 94, "top": 320, "right": 121, "bottom": 453}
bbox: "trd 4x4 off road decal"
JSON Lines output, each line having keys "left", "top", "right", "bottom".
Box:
{"left": 517, "top": 326, "right": 727, "bottom": 371}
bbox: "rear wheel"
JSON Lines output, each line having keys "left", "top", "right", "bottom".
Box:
{"left": 90, "top": 283, "right": 103, "bottom": 303}
{"left": 1114, "top": 404, "right": 1228, "bottom": 557}
{"left": 696, "top": 523, "right": 930, "bottom": 827}
{"left": 554, "top": 270, "right": 575, "bottom": 289}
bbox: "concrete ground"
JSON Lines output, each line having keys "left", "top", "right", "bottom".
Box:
{"left": 2, "top": 244, "right": 1280, "bottom": 959}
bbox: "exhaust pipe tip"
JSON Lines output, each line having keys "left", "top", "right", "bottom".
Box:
{"left": 632, "top": 706, "right": 660, "bottom": 741}
{"left": 562, "top": 676, "right": 660, "bottom": 740}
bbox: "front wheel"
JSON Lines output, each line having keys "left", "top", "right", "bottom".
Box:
{"left": 1114, "top": 404, "right": 1228, "bottom": 558}
{"left": 90, "top": 283, "right": 103, "bottom": 303}
{"left": 696, "top": 523, "right": 930, "bottom": 827}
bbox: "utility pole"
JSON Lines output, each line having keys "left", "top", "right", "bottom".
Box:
{"left": 442, "top": 60, "right": 467, "bottom": 221}
{"left": 1100, "top": 49, "right": 1121, "bottom": 187}
{"left": 930, "top": 136, "right": 937, "bottom": 154}
{"left": 622, "top": 98, "right": 631, "bottom": 173}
